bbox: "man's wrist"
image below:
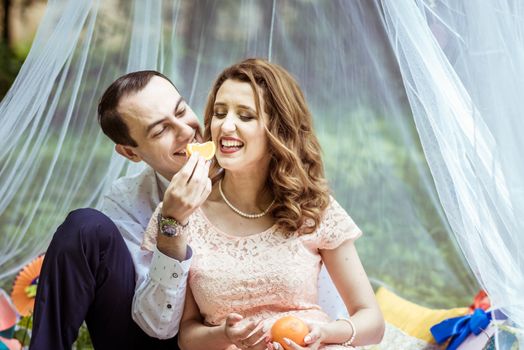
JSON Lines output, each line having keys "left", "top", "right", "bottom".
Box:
{"left": 156, "top": 234, "right": 189, "bottom": 261}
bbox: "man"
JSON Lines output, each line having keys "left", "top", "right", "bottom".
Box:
{"left": 30, "top": 71, "right": 210, "bottom": 349}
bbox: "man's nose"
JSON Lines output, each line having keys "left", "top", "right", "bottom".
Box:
{"left": 175, "top": 121, "right": 195, "bottom": 143}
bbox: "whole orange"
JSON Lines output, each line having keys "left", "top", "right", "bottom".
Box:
{"left": 271, "top": 316, "right": 309, "bottom": 350}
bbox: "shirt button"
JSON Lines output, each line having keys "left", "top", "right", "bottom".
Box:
{"left": 167, "top": 304, "right": 172, "bottom": 309}
{"left": 172, "top": 273, "right": 178, "bottom": 278}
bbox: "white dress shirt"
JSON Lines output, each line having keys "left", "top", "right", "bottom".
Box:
{"left": 99, "top": 166, "right": 192, "bottom": 339}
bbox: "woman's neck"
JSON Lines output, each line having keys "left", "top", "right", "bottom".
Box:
{"left": 220, "top": 170, "right": 272, "bottom": 213}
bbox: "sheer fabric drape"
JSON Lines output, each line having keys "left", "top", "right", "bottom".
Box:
{"left": 380, "top": 0, "right": 524, "bottom": 333}
{"left": 2, "top": 0, "right": 513, "bottom": 335}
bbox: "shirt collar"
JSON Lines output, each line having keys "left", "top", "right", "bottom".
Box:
{"left": 156, "top": 172, "right": 170, "bottom": 195}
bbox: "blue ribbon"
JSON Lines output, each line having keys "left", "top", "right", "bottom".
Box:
{"left": 430, "top": 308, "right": 492, "bottom": 350}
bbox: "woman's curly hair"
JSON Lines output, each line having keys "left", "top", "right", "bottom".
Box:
{"left": 204, "top": 58, "right": 330, "bottom": 234}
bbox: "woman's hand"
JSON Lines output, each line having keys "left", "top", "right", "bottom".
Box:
{"left": 224, "top": 313, "right": 271, "bottom": 350}
{"left": 272, "top": 322, "right": 325, "bottom": 350}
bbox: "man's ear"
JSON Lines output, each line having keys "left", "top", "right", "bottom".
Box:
{"left": 115, "top": 144, "right": 142, "bottom": 163}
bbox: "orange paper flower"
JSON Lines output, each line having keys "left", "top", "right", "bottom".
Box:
{"left": 11, "top": 255, "right": 44, "bottom": 316}
{"left": 469, "top": 290, "right": 490, "bottom": 313}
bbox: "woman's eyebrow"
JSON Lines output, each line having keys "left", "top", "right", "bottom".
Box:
{"left": 237, "top": 105, "right": 256, "bottom": 114}
{"left": 213, "top": 102, "right": 256, "bottom": 115}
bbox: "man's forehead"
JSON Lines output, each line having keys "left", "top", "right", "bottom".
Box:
{"left": 117, "top": 80, "right": 182, "bottom": 119}
{"left": 148, "top": 75, "right": 180, "bottom": 94}
{"left": 125, "top": 76, "right": 179, "bottom": 102}
{"left": 116, "top": 94, "right": 151, "bottom": 125}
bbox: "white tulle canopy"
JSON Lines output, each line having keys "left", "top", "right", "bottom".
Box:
{"left": 1, "top": 0, "right": 522, "bottom": 344}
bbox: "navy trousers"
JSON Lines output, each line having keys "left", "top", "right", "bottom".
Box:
{"left": 30, "top": 208, "right": 179, "bottom": 350}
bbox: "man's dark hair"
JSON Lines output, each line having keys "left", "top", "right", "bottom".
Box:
{"left": 97, "top": 70, "right": 178, "bottom": 146}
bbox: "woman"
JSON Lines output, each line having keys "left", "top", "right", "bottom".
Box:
{"left": 144, "top": 58, "right": 384, "bottom": 349}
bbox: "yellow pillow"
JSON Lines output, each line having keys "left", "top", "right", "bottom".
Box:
{"left": 375, "top": 287, "right": 469, "bottom": 343}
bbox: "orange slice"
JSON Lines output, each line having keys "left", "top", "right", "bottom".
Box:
{"left": 185, "top": 141, "right": 216, "bottom": 160}
{"left": 271, "top": 316, "right": 309, "bottom": 350}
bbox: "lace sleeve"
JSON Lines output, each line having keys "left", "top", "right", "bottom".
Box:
{"left": 141, "top": 202, "right": 162, "bottom": 251}
{"left": 316, "top": 197, "right": 362, "bottom": 250}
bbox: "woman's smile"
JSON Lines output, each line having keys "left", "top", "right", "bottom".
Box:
{"left": 219, "top": 136, "right": 244, "bottom": 154}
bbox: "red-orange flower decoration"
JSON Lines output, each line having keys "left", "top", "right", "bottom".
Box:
{"left": 11, "top": 255, "right": 44, "bottom": 316}
{"left": 469, "top": 290, "right": 490, "bottom": 313}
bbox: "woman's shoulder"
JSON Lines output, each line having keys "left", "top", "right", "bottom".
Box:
{"left": 319, "top": 195, "right": 351, "bottom": 222}
{"left": 308, "top": 195, "right": 363, "bottom": 249}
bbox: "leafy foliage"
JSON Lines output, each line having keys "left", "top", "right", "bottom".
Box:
{"left": 317, "top": 107, "right": 477, "bottom": 308}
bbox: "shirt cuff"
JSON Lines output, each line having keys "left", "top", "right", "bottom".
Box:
{"left": 149, "top": 245, "right": 192, "bottom": 289}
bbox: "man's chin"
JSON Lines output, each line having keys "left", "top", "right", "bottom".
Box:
{"left": 171, "top": 159, "right": 187, "bottom": 173}
{"left": 158, "top": 164, "right": 185, "bottom": 181}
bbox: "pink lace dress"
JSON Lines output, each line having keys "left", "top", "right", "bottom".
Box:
{"left": 143, "top": 197, "right": 362, "bottom": 349}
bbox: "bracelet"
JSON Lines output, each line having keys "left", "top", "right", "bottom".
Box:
{"left": 336, "top": 318, "right": 356, "bottom": 346}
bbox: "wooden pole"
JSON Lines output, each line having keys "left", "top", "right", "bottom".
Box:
{"left": 2, "top": 0, "right": 10, "bottom": 45}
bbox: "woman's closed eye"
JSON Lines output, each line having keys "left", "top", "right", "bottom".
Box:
{"left": 239, "top": 114, "right": 255, "bottom": 121}
{"left": 213, "top": 111, "right": 227, "bottom": 118}
{"left": 213, "top": 108, "right": 256, "bottom": 121}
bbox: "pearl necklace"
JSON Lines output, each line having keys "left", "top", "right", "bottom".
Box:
{"left": 219, "top": 179, "right": 275, "bottom": 219}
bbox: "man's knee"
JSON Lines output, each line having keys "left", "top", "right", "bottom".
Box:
{"left": 65, "top": 208, "right": 115, "bottom": 231}
{"left": 49, "top": 208, "right": 119, "bottom": 253}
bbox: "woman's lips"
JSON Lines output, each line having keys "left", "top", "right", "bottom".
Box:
{"left": 219, "top": 137, "right": 244, "bottom": 154}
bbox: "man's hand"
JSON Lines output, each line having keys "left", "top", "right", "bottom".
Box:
{"left": 162, "top": 152, "right": 212, "bottom": 223}
{"left": 156, "top": 152, "right": 211, "bottom": 260}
